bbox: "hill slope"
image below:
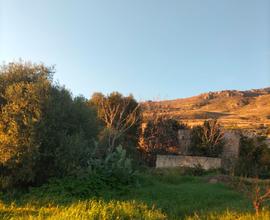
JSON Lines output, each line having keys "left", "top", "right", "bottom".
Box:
{"left": 143, "top": 88, "right": 270, "bottom": 134}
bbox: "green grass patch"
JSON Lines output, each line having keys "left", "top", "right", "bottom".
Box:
{"left": 0, "top": 168, "right": 260, "bottom": 219}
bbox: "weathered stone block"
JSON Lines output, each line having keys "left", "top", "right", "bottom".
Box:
{"left": 156, "top": 155, "right": 221, "bottom": 170}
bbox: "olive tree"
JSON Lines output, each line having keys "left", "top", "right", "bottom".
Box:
{"left": 189, "top": 119, "right": 224, "bottom": 157}
{"left": 0, "top": 62, "right": 99, "bottom": 188}
{"left": 0, "top": 62, "right": 52, "bottom": 188}
{"left": 89, "top": 92, "right": 141, "bottom": 154}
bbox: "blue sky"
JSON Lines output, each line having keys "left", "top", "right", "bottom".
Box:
{"left": 0, "top": 0, "right": 269, "bottom": 100}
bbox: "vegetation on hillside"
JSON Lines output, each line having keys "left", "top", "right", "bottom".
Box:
{"left": 143, "top": 88, "right": 270, "bottom": 133}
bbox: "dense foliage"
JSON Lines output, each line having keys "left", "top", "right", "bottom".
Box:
{"left": 189, "top": 120, "right": 224, "bottom": 157}
{"left": 0, "top": 63, "right": 53, "bottom": 188}
{"left": 0, "top": 62, "right": 137, "bottom": 189}
{"left": 0, "top": 63, "right": 95, "bottom": 188}
{"left": 235, "top": 135, "right": 270, "bottom": 178}
{"left": 89, "top": 92, "right": 141, "bottom": 156}
{"left": 35, "top": 88, "right": 99, "bottom": 183}
{"left": 139, "top": 116, "right": 186, "bottom": 166}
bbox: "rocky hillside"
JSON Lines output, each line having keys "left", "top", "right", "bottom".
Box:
{"left": 142, "top": 88, "right": 270, "bottom": 135}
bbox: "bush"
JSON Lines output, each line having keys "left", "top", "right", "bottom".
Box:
{"left": 189, "top": 120, "right": 224, "bottom": 157}
{"left": 0, "top": 62, "right": 137, "bottom": 190}
{"left": 0, "top": 62, "right": 52, "bottom": 188}
{"left": 87, "top": 145, "right": 137, "bottom": 186}
{"left": 35, "top": 88, "right": 99, "bottom": 183}
{"left": 0, "top": 62, "right": 99, "bottom": 189}
{"left": 89, "top": 92, "right": 141, "bottom": 155}
{"left": 184, "top": 164, "right": 205, "bottom": 176}
{"left": 103, "top": 145, "right": 136, "bottom": 185}
{"left": 235, "top": 135, "right": 270, "bottom": 178}
{"left": 139, "top": 116, "right": 186, "bottom": 166}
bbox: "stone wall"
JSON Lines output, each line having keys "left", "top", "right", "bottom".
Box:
{"left": 157, "top": 130, "right": 240, "bottom": 170}
{"left": 221, "top": 131, "right": 241, "bottom": 170}
{"left": 156, "top": 155, "right": 221, "bottom": 170}
{"left": 177, "top": 129, "right": 240, "bottom": 169}
{"left": 177, "top": 129, "right": 191, "bottom": 154}
{"left": 176, "top": 129, "right": 240, "bottom": 159}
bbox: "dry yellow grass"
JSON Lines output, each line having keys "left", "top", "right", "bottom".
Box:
{"left": 0, "top": 200, "right": 166, "bottom": 220}
{"left": 143, "top": 88, "right": 270, "bottom": 134}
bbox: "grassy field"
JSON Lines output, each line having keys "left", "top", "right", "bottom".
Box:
{"left": 0, "top": 169, "right": 268, "bottom": 219}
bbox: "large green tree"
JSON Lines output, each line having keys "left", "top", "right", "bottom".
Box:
{"left": 0, "top": 62, "right": 99, "bottom": 188}
{"left": 0, "top": 62, "right": 52, "bottom": 187}
{"left": 35, "top": 87, "right": 99, "bottom": 182}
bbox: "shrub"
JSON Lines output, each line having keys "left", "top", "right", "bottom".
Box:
{"left": 139, "top": 116, "right": 186, "bottom": 166}
{"left": 35, "top": 88, "right": 99, "bottom": 183}
{"left": 189, "top": 120, "right": 224, "bottom": 157}
{"left": 103, "top": 145, "right": 136, "bottom": 185}
{"left": 89, "top": 92, "right": 141, "bottom": 155}
{"left": 184, "top": 164, "right": 205, "bottom": 176}
{"left": 0, "top": 62, "right": 52, "bottom": 188}
{"left": 0, "top": 62, "right": 99, "bottom": 189}
{"left": 86, "top": 145, "right": 137, "bottom": 186}
{"left": 235, "top": 135, "right": 270, "bottom": 178}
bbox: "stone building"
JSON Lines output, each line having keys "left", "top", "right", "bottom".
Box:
{"left": 177, "top": 129, "right": 191, "bottom": 155}
{"left": 156, "top": 129, "right": 241, "bottom": 170}
{"left": 221, "top": 131, "right": 241, "bottom": 171}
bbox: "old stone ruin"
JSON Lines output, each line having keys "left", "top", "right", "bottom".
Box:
{"left": 156, "top": 129, "right": 241, "bottom": 171}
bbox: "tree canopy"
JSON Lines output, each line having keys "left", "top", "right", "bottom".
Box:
{"left": 0, "top": 62, "right": 99, "bottom": 188}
